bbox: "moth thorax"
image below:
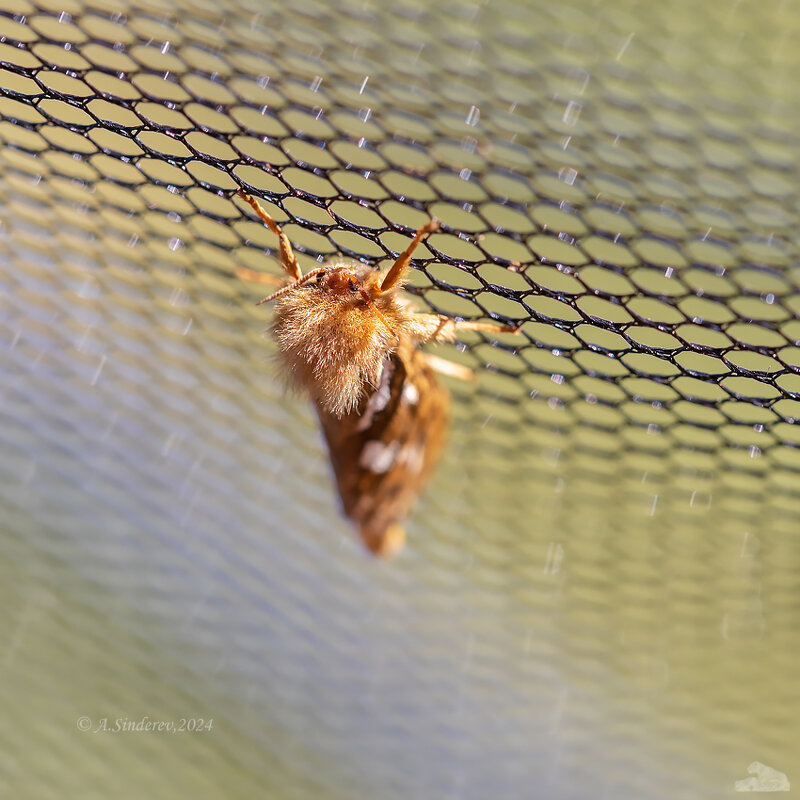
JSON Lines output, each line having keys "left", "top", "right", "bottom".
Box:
{"left": 273, "top": 290, "right": 395, "bottom": 416}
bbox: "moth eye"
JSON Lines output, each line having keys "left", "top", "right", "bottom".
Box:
{"left": 315, "top": 273, "right": 324, "bottom": 285}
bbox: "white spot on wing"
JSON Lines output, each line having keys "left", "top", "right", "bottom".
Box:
{"left": 359, "top": 440, "right": 400, "bottom": 474}
{"left": 398, "top": 442, "right": 425, "bottom": 473}
{"left": 402, "top": 381, "right": 419, "bottom": 406}
{"left": 356, "top": 358, "right": 394, "bottom": 431}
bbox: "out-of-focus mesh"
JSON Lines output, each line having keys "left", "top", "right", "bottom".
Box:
{"left": 1, "top": 1, "right": 799, "bottom": 799}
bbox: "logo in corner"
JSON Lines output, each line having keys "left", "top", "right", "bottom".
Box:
{"left": 735, "top": 762, "right": 790, "bottom": 792}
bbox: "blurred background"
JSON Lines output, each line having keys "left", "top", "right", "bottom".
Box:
{"left": 1, "top": 0, "right": 799, "bottom": 798}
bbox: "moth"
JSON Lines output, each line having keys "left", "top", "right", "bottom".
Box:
{"left": 237, "top": 190, "right": 516, "bottom": 556}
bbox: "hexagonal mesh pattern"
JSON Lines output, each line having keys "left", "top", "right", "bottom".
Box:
{"left": 1, "top": 1, "right": 799, "bottom": 799}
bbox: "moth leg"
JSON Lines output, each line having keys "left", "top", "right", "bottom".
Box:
{"left": 379, "top": 219, "right": 439, "bottom": 293}
{"left": 407, "top": 312, "right": 520, "bottom": 344}
{"left": 237, "top": 189, "right": 302, "bottom": 281}
{"left": 234, "top": 267, "right": 284, "bottom": 286}
{"left": 420, "top": 352, "right": 476, "bottom": 382}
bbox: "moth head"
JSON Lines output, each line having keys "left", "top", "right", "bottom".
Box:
{"left": 314, "top": 266, "right": 396, "bottom": 337}
{"left": 259, "top": 264, "right": 375, "bottom": 305}
{"left": 317, "top": 266, "right": 363, "bottom": 296}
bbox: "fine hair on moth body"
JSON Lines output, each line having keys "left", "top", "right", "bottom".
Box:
{"left": 237, "top": 189, "right": 518, "bottom": 557}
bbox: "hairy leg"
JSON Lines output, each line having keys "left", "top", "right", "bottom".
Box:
{"left": 235, "top": 267, "right": 284, "bottom": 286}
{"left": 420, "top": 352, "right": 476, "bottom": 382}
{"left": 407, "top": 313, "right": 519, "bottom": 344}
{"left": 238, "top": 190, "right": 302, "bottom": 281}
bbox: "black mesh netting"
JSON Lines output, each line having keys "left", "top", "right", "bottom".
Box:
{"left": 1, "top": 1, "right": 799, "bottom": 799}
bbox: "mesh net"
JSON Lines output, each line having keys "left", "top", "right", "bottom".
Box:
{"left": 1, "top": 1, "right": 799, "bottom": 798}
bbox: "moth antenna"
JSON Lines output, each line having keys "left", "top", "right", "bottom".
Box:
{"left": 357, "top": 287, "right": 397, "bottom": 337}
{"left": 255, "top": 267, "right": 327, "bottom": 305}
{"left": 379, "top": 218, "right": 439, "bottom": 293}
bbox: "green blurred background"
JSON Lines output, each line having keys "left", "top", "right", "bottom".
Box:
{"left": 1, "top": 0, "right": 799, "bottom": 797}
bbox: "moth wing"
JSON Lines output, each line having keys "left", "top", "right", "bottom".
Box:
{"left": 315, "top": 345, "right": 450, "bottom": 556}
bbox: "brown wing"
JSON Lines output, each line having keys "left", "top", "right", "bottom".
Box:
{"left": 315, "top": 342, "right": 450, "bottom": 556}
